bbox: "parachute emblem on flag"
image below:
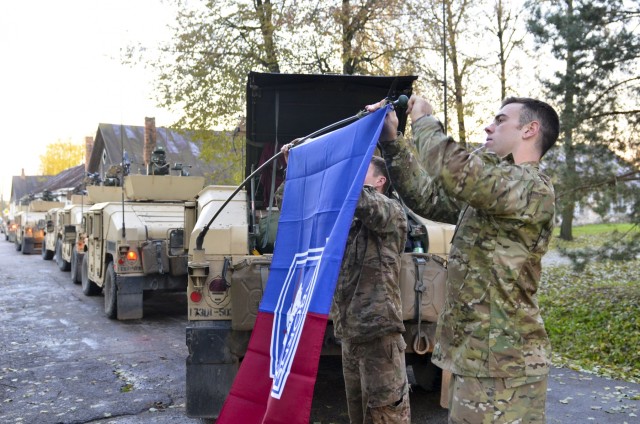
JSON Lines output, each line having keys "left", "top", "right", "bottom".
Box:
{"left": 270, "top": 246, "right": 325, "bottom": 398}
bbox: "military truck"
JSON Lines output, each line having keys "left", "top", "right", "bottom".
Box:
{"left": 15, "top": 200, "right": 65, "bottom": 254}
{"left": 183, "top": 72, "right": 455, "bottom": 419}
{"left": 42, "top": 207, "right": 63, "bottom": 260}
{"left": 58, "top": 196, "right": 93, "bottom": 282}
{"left": 81, "top": 174, "right": 205, "bottom": 320}
{"left": 4, "top": 219, "right": 17, "bottom": 242}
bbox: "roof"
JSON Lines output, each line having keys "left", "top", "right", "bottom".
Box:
{"left": 10, "top": 175, "right": 53, "bottom": 204}
{"left": 38, "top": 164, "right": 86, "bottom": 193}
{"left": 87, "top": 123, "right": 218, "bottom": 178}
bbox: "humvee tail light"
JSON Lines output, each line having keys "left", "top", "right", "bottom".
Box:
{"left": 190, "top": 291, "right": 202, "bottom": 303}
{"left": 126, "top": 251, "right": 138, "bottom": 261}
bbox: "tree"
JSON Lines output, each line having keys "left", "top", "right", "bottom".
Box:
{"left": 134, "top": 1, "right": 429, "bottom": 184}
{"left": 413, "top": 0, "right": 488, "bottom": 147}
{"left": 527, "top": 0, "right": 640, "bottom": 240}
{"left": 39, "top": 140, "right": 84, "bottom": 176}
{"left": 486, "top": 0, "right": 525, "bottom": 101}
{"left": 296, "top": 0, "right": 423, "bottom": 75}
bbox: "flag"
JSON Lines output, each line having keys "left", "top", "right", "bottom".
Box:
{"left": 216, "top": 106, "right": 389, "bottom": 423}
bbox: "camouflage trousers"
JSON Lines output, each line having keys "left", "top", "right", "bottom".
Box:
{"left": 341, "top": 333, "right": 410, "bottom": 424}
{"left": 448, "top": 373, "right": 548, "bottom": 424}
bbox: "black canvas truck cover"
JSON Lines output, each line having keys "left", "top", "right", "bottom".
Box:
{"left": 245, "top": 72, "right": 418, "bottom": 204}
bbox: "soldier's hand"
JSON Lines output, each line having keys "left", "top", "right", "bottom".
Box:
{"left": 407, "top": 95, "right": 433, "bottom": 122}
{"left": 380, "top": 109, "right": 399, "bottom": 143}
{"left": 280, "top": 142, "right": 293, "bottom": 164}
{"left": 365, "top": 99, "right": 399, "bottom": 142}
{"left": 364, "top": 98, "right": 387, "bottom": 113}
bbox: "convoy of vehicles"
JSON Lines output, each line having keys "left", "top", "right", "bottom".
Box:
{"left": 182, "top": 72, "right": 454, "bottom": 419}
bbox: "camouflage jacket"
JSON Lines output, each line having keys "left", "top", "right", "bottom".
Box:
{"left": 381, "top": 115, "right": 554, "bottom": 378}
{"left": 331, "top": 185, "right": 408, "bottom": 344}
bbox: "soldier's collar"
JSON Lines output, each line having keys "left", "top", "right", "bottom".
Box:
{"left": 502, "top": 153, "right": 515, "bottom": 164}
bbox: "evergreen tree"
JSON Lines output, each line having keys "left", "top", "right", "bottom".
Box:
{"left": 527, "top": 0, "right": 640, "bottom": 241}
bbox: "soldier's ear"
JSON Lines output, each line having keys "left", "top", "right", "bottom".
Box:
{"left": 523, "top": 121, "right": 540, "bottom": 140}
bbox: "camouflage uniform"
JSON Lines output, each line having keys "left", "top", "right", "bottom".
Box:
{"left": 332, "top": 185, "right": 410, "bottom": 424}
{"left": 381, "top": 115, "right": 554, "bottom": 423}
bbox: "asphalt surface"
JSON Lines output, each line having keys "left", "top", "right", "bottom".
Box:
{"left": 0, "top": 237, "right": 638, "bottom": 423}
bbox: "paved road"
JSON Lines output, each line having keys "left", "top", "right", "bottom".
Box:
{"left": 0, "top": 239, "right": 638, "bottom": 423}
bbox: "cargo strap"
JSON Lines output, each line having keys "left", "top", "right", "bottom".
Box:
{"left": 412, "top": 255, "right": 430, "bottom": 355}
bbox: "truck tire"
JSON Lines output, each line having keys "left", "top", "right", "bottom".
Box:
{"left": 56, "top": 239, "right": 71, "bottom": 271}
{"left": 104, "top": 262, "right": 118, "bottom": 319}
{"left": 21, "top": 238, "right": 28, "bottom": 254}
{"left": 81, "top": 254, "right": 101, "bottom": 296}
{"left": 412, "top": 357, "right": 442, "bottom": 392}
{"left": 42, "top": 243, "right": 54, "bottom": 260}
{"left": 15, "top": 237, "right": 21, "bottom": 251}
{"left": 70, "top": 247, "right": 81, "bottom": 284}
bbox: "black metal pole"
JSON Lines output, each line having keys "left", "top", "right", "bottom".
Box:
{"left": 443, "top": 0, "right": 448, "bottom": 131}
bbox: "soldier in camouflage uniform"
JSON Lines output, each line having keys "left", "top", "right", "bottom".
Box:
{"left": 279, "top": 147, "right": 410, "bottom": 424}
{"left": 332, "top": 155, "right": 410, "bottom": 424}
{"left": 367, "top": 96, "right": 559, "bottom": 423}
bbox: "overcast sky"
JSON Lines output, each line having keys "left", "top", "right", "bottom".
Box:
{"left": 0, "top": 0, "right": 179, "bottom": 200}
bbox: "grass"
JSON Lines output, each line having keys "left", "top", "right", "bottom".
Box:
{"left": 550, "top": 222, "right": 639, "bottom": 250}
{"left": 541, "top": 222, "right": 640, "bottom": 383}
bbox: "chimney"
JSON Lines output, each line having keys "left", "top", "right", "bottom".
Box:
{"left": 21, "top": 168, "right": 25, "bottom": 178}
{"left": 144, "top": 117, "right": 157, "bottom": 169}
{"left": 85, "top": 136, "right": 94, "bottom": 172}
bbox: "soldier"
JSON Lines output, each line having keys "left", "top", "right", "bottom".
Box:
{"left": 368, "top": 96, "right": 559, "bottom": 423}
{"left": 280, "top": 147, "right": 410, "bottom": 424}
{"left": 148, "top": 147, "right": 170, "bottom": 175}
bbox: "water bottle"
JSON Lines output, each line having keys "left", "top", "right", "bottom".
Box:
{"left": 413, "top": 240, "right": 424, "bottom": 253}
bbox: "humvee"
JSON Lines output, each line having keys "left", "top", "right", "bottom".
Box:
{"left": 15, "top": 200, "right": 65, "bottom": 254}
{"left": 81, "top": 175, "right": 204, "bottom": 319}
{"left": 42, "top": 207, "right": 63, "bottom": 261}
{"left": 5, "top": 219, "right": 17, "bottom": 242}
{"left": 59, "top": 195, "right": 93, "bottom": 282}
{"left": 184, "top": 72, "right": 454, "bottom": 419}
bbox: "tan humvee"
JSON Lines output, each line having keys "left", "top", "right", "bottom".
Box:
{"left": 15, "top": 200, "right": 65, "bottom": 254}
{"left": 80, "top": 175, "right": 204, "bottom": 320}
{"left": 42, "top": 195, "right": 95, "bottom": 282}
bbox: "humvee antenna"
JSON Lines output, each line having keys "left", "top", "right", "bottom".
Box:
{"left": 120, "top": 124, "right": 126, "bottom": 239}
{"left": 194, "top": 97, "right": 407, "bottom": 251}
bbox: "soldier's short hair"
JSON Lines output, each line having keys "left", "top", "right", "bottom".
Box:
{"left": 502, "top": 97, "right": 560, "bottom": 158}
{"left": 370, "top": 155, "right": 390, "bottom": 194}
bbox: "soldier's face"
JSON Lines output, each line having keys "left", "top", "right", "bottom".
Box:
{"left": 484, "top": 103, "right": 524, "bottom": 157}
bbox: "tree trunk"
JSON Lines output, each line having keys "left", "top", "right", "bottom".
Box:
{"left": 256, "top": 0, "right": 280, "bottom": 73}
{"left": 559, "top": 200, "right": 574, "bottom": 241}
{"left": 445, "top": 0, "right": 467, "bottom": 147}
